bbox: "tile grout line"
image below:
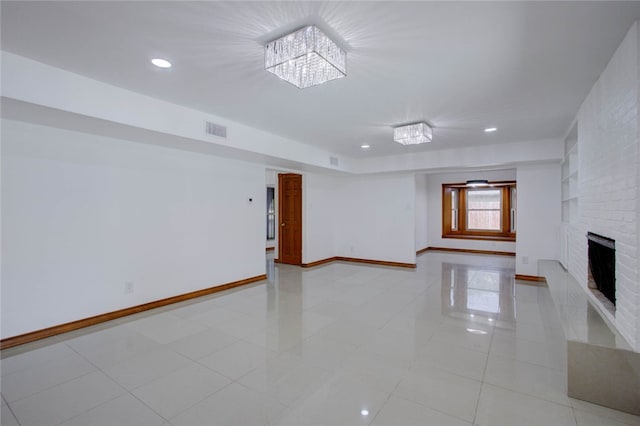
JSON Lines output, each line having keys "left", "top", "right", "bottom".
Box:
{"left": 486, "top": 349, "right": 566, "bottom": 374}
{"left": 472, "top": 318, "right": 497, "bottom": 426}
{"left": 402, "top": 322, "right": 485, "bottom": 424}
{"left": 484, "top": 380, "right": 574, "bottom": 408}
{"left": 3, "top": 400, "right": 23, "bottom": 426}
{"left": 477, "top": 312, "right": 579, "bottom": 420}
{"left": 390, "top": 393, "right": 476, "bottom": 425}
{"left": 480, "top": 284, "right": 577, "bottom": 412}
{"left": 569, "top": 403, "right": 639, "bottom": 426}
{"left": 60, "top": 341, "right": 161, "bottom": 425}
{"left": 366, "top": 378, "right": 401, "bottom": 425}
{"left": 569, "top": 405, "right": 580, "bottom": 426}
{"left": 160, "top": 380, "right": 237, "bottom": 424}
{"left": 67, "top": 333, "right": 242, "bottom": 425}
{"left": 3, "top": 357, "right": 98, "bottom": 407}
{"left": 65, "top": 336, "right": 235, "bottom": 424}
{"left": 477, "top": 333, "right": 576, "bottom": 413}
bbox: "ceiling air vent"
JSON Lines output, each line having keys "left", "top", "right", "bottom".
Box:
{"left": 329, "top": 156, "right": 339, "bottom": 167}
{"left": 205, "top": 121, "right": 227, "bottom": 138}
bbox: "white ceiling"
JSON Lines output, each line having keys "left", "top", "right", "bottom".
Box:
{"left": 2, "top": 1, "right": 640, "bottom": 158}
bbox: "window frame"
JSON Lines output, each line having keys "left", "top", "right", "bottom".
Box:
{"left": 442, "top": 181, "right": 516, "bottom": 242}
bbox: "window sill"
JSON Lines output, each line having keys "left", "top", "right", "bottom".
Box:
{"left": 443, "top": 234, "right": 516, "bottom": 242}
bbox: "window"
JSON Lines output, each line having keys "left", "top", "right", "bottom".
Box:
{"left": 442, "top": 181, "right": 516, "bottom": 241}
{"left": 266, "top": 187, "right": 275, "bottom": 240}
{"left": 467, "top": 189, "right": 501, "bottom": 231}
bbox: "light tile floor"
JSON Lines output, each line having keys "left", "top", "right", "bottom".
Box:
{"left": 2, "top": 252, "right": 639, "bottom": 426}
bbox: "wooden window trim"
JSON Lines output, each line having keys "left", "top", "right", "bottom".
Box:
{"left": 442, "top": 181, "right": 516, "bottom": 242}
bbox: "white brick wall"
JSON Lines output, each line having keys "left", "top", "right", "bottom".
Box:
{"left": 570, "top": 22, "right": 640, "bottom": 351}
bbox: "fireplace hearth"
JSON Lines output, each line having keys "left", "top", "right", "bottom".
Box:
{"left": 587, "top": 232, "right": 616, "bottom": 306}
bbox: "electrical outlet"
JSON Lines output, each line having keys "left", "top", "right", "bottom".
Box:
{"left": 125, "top": 282, "right": 134, "bottom": 293}
{"left": 522, "top": 256, "right": 529, "bottom": 265}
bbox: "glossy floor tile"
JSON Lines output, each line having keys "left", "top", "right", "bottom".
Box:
{"left": 475, "top": 383, "right": 576, "bottom": 426}
{"left": 131, "top": 364, "right": 231, "bottom": 419}
{"left": 58, "top": 394, "right": 165, "bottom": 426}
{"left": 371, "top": 395, "right": 472, "bottom": 426}
{"left": 1, "top": 252, "right": 639, "bottom": 425}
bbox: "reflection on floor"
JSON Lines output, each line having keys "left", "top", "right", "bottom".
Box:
{"left": 2, "top": 252, "right": 639, "bottom": 426}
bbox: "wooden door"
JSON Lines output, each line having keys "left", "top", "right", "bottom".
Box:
{"left": 278, "top": 173, "right": 302, "bottom": 265}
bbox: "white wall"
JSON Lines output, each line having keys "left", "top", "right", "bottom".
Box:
{"left": 274, "top": 171, "right": 418, "bottom": 266}
{"left": 1, "top": 119, "right": 265, "bottom": 338}
{"left": 426, "top": 169, "right": 517, "bottom": 253}
{"left": 303, "top": 172, "right": 340, "bottom": 264}
{"left": 515, "top": 164, "right": 561, "bottom": 276}
{"left": 415, "top": 174, "right": 429, "bottom": 251}
{"left": 334, "top": 174, "right": 416, "bottom": 264}
{"left": 570, "top": 22, "right": 640, "bottom": 351}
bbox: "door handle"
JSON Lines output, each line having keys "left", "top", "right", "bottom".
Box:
{"left": 281, "top": 223, "right": 285, "bottom": 227}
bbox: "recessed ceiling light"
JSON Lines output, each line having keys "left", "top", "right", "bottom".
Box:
{"left": 361, "top": 409, "right": 369, "bottom": 416}
{"left": 484, "top": 127, "right": 497, "bottom": 133}
{"left": 151, "top": 58, "right": 172, "bottom": 69}
{"left": 361, "top": 144, "right": 370, "bottom": 149}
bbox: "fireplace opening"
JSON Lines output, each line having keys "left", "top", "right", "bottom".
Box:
{"left": 587, "top": 232, "right": 616, "bottom": 306}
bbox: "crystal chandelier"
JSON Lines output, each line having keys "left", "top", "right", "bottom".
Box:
{"left": 393, "top": 122, "right": 433, "bottom": 145}
{"left": 265, "top": 25, "right": 346, "bottom": 89}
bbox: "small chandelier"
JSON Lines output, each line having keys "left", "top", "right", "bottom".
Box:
{"left": 393, "top": 122, "right": 433, "bottom": 145}
{"left": 466, "top": 179, "right": 490, "bottom": 187}
{"left": 265, "top": 25, "right": 346, "bottom": 89}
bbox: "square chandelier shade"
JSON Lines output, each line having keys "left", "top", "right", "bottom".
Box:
{"left": 265, "top": 25, "right": 346, "bottom": 89}
{"left": 393, "top": 122, "right": 433, "bottom": 145}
